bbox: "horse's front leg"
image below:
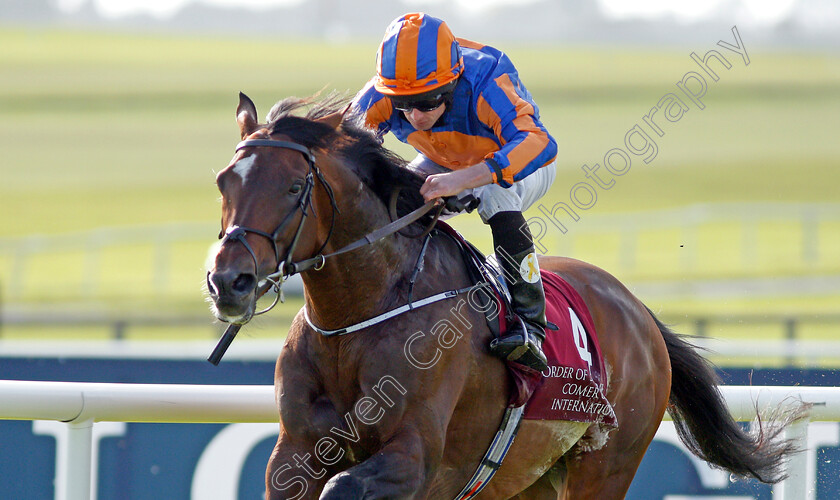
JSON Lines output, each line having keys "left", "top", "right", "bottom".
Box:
{"left": 266, "top": 430, "right": 336, "bottom": 500}
{"left": 320, "top": 426, "right": 439, "bottom": 500}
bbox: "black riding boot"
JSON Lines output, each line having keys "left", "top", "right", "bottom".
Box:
{"left": 486, "top": 212, "right": 548, "bottom": 372}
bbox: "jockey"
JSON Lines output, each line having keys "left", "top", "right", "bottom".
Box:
{"left": 352, "top": 12, "right": 557, "bottom": 372}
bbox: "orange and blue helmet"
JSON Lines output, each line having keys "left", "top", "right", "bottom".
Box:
{"left": 374, "top": 13, "right": 464, "bottom": 97}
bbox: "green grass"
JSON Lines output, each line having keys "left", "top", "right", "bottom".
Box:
{"left": 1, "top": 28, "right": 839, "bottom": 347}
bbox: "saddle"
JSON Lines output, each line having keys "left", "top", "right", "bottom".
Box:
{"left": 435, "top": 222, "right": 616, "bottom": 426}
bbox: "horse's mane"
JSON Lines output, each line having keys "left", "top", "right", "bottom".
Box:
{"left": 266, "top": 93, "right": 427, "bottom": 219}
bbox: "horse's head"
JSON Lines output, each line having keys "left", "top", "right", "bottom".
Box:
{"left": 206, "top": 93, "right": 343, "bottom": 324}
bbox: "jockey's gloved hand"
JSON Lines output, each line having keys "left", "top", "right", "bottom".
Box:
{"left": 443, "top": 194, "right": 479, "bottom": 214}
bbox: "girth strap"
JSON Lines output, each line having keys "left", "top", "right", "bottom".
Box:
{"left": 454, "top": 405, "right": 524, "bottom": 500}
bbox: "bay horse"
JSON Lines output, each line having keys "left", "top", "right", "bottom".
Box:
{"left": 207, "top": 92, "right": 802, "bottom": 499}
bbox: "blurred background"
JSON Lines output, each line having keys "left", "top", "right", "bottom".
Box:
{"left": 1, "top": 0, "right": 839, "bottom": 367}
{"left": 2, "top": 2, "right": 840, "bottom": 499}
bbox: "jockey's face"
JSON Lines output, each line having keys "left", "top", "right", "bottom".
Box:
{"left": 403, "top": 103, "right": 446, "bottom": 131}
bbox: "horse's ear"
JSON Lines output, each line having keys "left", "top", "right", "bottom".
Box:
{"left": 316, "top": 102, "right": 352, "bottom": 130}
{"left": 236, "top": 92, "right": 259, "bottom": 139}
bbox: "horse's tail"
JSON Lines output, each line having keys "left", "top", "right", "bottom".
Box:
{"left": 647, "top": 306, "right": 807, "bottom": 483}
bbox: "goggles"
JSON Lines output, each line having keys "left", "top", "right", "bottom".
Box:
{"left": 391, "top": 86, "right": 456, "bottom": 113}
{"left": 392, "top": 94, "right": 448, "bottom": 113}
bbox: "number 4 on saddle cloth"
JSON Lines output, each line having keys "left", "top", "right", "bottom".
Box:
{"left": 438, "top": 223, "right": 617, "bottom": 428}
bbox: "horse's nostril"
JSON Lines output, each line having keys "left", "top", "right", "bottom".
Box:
{"left": 232, "top": 274, "right": 256, "bottom": 294}
{"left": 206, "top": 272, "right": 219, "bottom": 296}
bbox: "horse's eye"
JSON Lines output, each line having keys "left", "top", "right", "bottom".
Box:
{"left": 289, "top": 181, "right": 303, "bottom": 195}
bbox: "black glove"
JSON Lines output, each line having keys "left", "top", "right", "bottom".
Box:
{"left": 443, "top": 194, "right": 480, "bottom": 214}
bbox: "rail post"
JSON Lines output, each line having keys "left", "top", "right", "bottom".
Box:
{"left": 62, "top": 419, "right": 94, "bottom": 500}
{"left": 776, "top": 417, "right": 811, "bottom": 500}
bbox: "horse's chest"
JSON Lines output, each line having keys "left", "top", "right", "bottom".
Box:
{"left": 282, "top": 391, "right": 381, "bottom": 461}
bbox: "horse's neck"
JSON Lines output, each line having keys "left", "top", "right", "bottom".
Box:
{"left": 301, "top": 168, "right": 421, "bottom": 330}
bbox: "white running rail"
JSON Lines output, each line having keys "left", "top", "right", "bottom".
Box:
{"left": 0, "top": 381, "right": 838, "bottom": 500}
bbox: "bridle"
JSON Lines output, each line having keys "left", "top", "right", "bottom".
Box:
{"left": 221, "top": 139, "right": 327, "bottom": 311}
{"left": 215, "top": 138, "right": 336, "bottom": 315}
{"left": 209, "top": 135, "right": 443, "bottom": 365}
{"left": 216, "top": 136, "right": 442, "bottom": 317}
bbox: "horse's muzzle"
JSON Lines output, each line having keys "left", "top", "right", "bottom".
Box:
{"left": 206, "top": 269, "right": 257, "bottom": 324}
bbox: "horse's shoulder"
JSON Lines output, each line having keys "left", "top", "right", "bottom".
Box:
{"left": 276, "top": 312, "right": 321, "bottom": 374}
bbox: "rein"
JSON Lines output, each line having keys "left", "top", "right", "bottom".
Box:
{"left": 211, "top": 133, "right": 520, "bottom": 499}
{"left": 209, "top": 136, "right": 442, "bottom": 364}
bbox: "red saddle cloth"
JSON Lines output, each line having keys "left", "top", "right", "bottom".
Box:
{"left": 504, "top": 271, "right": 617, "bottom": 427}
